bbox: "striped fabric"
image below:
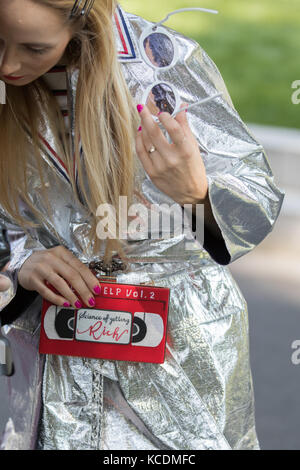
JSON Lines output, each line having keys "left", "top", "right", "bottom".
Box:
{"left": 41, "top": 64, "right": 85, "bottom": 203}
{"left": 43, "top": 64, "right": 69, "bottom": 133}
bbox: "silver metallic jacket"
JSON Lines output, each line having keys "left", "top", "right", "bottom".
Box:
{"left": 0, "top": 7, "right": 284, "bottom": 450}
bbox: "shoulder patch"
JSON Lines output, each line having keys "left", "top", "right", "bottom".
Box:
{"left": 114, "top": 6, "right": 141, "bottom": 63}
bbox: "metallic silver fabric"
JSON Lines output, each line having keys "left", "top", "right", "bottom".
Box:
{"left": 0, "top": 7, "right": 284, "bottom": 450}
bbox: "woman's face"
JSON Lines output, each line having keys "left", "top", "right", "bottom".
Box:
{"left": 0, "top": 0, "right": 75, "bottom": 86}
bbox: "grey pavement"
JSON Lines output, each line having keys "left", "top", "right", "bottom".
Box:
{"left": 247, "top": 123, "right": 300, "bottom": 218}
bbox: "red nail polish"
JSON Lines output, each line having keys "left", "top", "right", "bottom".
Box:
{"left": 137, "top": 104, "right": 144, "bottom": 113}
{"left": 63, "top": 302, "right": 71, "bottom": 307}
{"left": 75, "top": 300, "right": 82, "bottom": 309}
{"left": 138, "top": 126, "right": 142, "bottom": 132}
{"left": 88, "top": 297, "right": 96, "bottom": 307}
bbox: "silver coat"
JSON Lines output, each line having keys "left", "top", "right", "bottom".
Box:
{"left": 0, "top": 7, "right": 284, "bottom": 450}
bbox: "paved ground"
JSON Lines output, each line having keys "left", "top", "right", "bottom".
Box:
{"left": 230, "top": 214, "right": 300, "bottom": 450}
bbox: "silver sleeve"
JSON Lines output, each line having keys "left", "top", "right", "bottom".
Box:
{"left": 0, "top": 215, "right": 46, "bottom": 312}
{"left": 186, "top": 44, "right": 285, "bottom": 262}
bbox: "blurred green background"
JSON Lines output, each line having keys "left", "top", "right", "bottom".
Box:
{"left": 120, "top": 0, "right": 300, "bottom": 129}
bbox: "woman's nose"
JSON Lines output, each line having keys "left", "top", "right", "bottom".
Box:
{"left": 0, "top": 46, "right": 22, "bottom": 76}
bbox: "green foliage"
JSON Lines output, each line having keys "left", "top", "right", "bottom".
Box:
{"left": 121, "top": 0, "right": 300, "bottom": 128}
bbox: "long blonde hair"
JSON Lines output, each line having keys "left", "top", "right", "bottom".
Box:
{"left": 0, "top": 0, "right": 140, "bottom": 263}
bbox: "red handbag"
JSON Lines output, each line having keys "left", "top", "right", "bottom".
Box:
{"left": 39, "top": 280, "right": 170, "bottom": 364}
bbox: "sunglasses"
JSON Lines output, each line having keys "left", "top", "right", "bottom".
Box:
{"left": 138, "top": 7, "right": 222, "bottom": 119}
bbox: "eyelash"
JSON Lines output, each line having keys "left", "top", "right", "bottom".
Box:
{"left": 27, "top": 47, "right": 47, "bottom": 55}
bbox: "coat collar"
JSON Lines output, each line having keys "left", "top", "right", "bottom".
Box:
{"left": 114, "top": 6, "right": 141, "bottom": 63}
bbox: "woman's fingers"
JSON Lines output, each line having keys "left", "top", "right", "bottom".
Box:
{"left": 136, "top": 106, "right": 174, "bottom": 175}
{"left": 44, "top": 272, "right": 84, "bottom": 308}
{"left": 34, "top": 278, "right": 74, "bottom": 308}
{"left": 55, "top": 246, "right": 100, "bottom": 297}
{"left": 136, "top": 104, "right": 191, "bottom": 173}
{"left": 40, "top": 249, "right": 98, "bottom": 308}
{"left": 137, "top": 105, "right": 170, "bottom": 151}
{"left": 138, "top": 104, "right": 187, "bottom": 147}
{"left": 136, "top": 127, "right": 165, "bottom": 175}
{"left": 49, "top": 264, "right": 96, "bottom": 308}
{"left": 136, "top": 130, "right": 155, "bottom": 176}
{"left": 158, "top": 105, "right": 190, "bottom": 149}
{"left": 135, "top": 102, "right": 208, "bottom": 206}
{"left": 0, "top": 274, "right": 12, "bottom": 292}
{"left": 18, "top": 246, "right": 101, "bottom": 308}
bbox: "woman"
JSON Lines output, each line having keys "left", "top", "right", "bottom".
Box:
{"left": 0, "top": 0, "right": 284, "bottom": 450}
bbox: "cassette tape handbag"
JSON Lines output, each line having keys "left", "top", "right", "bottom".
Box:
{"left": 39, "top": 260, "right": 170, "bottom": 364}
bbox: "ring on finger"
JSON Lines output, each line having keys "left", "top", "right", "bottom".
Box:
{"left": 148, "top": 145, "right": 156, "bottom": 154}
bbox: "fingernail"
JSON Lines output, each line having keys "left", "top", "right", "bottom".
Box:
{"left": 138, "top": 126, "right": 142, "bottom": 132}
{"left": 88, "top": 297, "right": 96, "bottom": 307}
{"left": 158, "top": 111, "right": 163, "bottom": 116}
{"left": 137, "top": 104, "right": 144, "bottom": 113}
{"left": 93, "top": 285, "right": 101, "bottom": 295}
{"left": 75, "top": 300, "right": 82, "bottom": 309}
{"left": 63, "top": 302, "right": 71, "bottom": 307}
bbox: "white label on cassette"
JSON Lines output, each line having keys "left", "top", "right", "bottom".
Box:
{"left": 75, "top": 309, "right": 132, "bottom": 344}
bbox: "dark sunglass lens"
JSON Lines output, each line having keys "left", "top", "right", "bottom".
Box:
{"left": 146, "top": 83, "right": 176, "bottom": 116}
{"left": 143, "top": 33, "right": 174, "bottom": 68}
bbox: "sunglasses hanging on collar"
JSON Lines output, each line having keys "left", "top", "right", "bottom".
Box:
{"left": 139, "top": 7, "right": 221, "bottom": 119}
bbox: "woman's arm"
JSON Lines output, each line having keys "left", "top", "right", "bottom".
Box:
{"left": 190, "top": 194, "right": 231, "bottom": 265}
{"left": 135, "top": 38, "right": 284, "bottom": 265}
{"left": 0, "top": 224, "right": 45, "bottom": 319}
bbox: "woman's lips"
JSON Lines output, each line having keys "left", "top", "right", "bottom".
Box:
{"left": 3, "top": 75, "right": 25, "bottom": 81}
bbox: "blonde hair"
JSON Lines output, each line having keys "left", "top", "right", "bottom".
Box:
{"left": 0, "top": 0, "right": 140, "bottom": 263}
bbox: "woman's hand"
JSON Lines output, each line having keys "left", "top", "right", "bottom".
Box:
{"left": 135, "top": 103, "right": 208, "bottom": 206}
{"left": 17, "top": 246, "right": 101, "bottom": 308}
{"left": 0, "top": 274, "right": 13, "bottom": 311}
{"left": 0, "top": 274, "right": 12, "bottom": 292}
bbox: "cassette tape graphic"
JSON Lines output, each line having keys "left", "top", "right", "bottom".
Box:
{"left": 39, "top": 282, "right": 170, "bottom": 364}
